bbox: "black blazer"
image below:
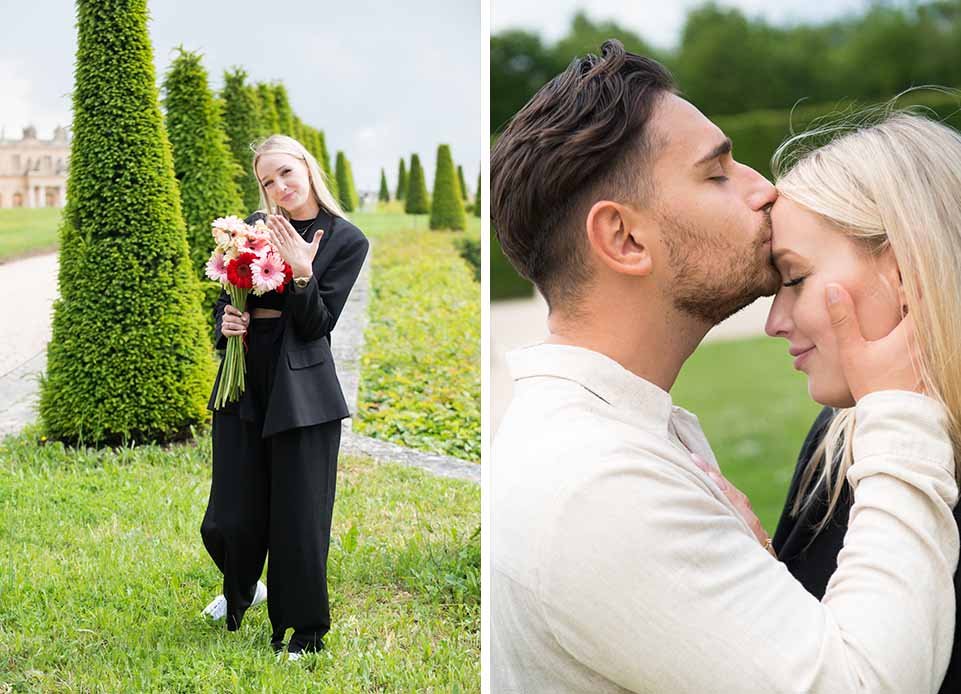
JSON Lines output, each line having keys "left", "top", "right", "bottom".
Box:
{"left": 773, "top": 406, "right": 961, "bottom": 694}
{"left": 207, "top": 209, "right": 370, "bottom": 438}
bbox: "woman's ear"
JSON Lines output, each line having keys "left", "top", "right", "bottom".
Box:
{"left": 585, "top": 200, "right": 654, "bottom": 278}
{"left": 877, "top": 246, "right": 908, "bottom": 314}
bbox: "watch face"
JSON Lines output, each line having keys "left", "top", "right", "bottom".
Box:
{"left": 295, "top": 277, "right": 309, "bottom": 288}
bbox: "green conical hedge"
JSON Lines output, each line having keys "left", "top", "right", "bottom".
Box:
{"left": 405, "top": 154, "right": 429, "bottom": 215}
{"left": 474, "top": 171, "right": 481, "bottom": 217}
{"left": 379, "top": 168, "right": 390, "bottom": 202}
{"left": 163, "top": 48, "right": 244, "bottom": 327}
{"left": 220, "top": 67, "right": 261, "bottom": 212}
{"left": 430, "top": 145, "right": 466, "bottom": 230}
{"left": 40, "top": 0, "right": 214, "bottom": 445}
{"left": 256, "top": 82, "right": 280, "bottom": 135}
{"left": 457, "top": 164, "right": 468, "bottom": 201}
{"left": 273, "top": 83, "right": 295, "bottom": 136}
{"left": 396, "top": 158, "right": 407, "bottom": 200}
{"left": 335, "top": 150, "right": 359, "bottom": 212}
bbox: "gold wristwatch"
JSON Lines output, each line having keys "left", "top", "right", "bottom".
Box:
{"left": 293, "top": 275, "right": 311, "bottom": 289}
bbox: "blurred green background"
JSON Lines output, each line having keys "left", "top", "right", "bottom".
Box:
{"left": 491, "top": 1, "right": 961, "bottom": 300}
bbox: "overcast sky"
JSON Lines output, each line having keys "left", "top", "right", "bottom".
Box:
{"left": 493, "top": 0, "right": 887, "bottom": 49}
{"left": 1, "top": 0, "right": 480, "bottom": 193}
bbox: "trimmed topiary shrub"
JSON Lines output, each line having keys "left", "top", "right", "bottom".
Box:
{"left": 395, "top": 157, "right": 407, "bottom": 200}
{"left": 220, "top": 66, "right": 261, "bottom": 212}
{"left": 473, "top": 171, "right": 481, "bottom": 217}
{"left": 272, "top": 83, "right": 295, "bottom": 136}
{"left": 335, "top": 151, "right": 358, "bottom": 212}
{"left": 457, "top": 164, "right": 468, "bottom": 201}
{"left": 405, "top": 154, "right": 429, "bottom": 215}
{"left": 163, "top": 47, "right": 244, "bottom": 330}
{"left": 256, "top": 82, "right": 280, "bottom": 135}
{"left": 379, "top": 168, "right": 390, "bottom": 202}
{"left": 430, "top": 144, "right": 466, "bottom": 230}
{"left": 40, "top": 0, "right": 215, "bottom": 445}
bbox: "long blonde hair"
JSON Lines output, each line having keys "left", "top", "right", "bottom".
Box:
{"left": 772, "top": 107, "right": 961, "bottom": 530}
{"left": 251, "top": 134, "right": 345, "bottom": 219}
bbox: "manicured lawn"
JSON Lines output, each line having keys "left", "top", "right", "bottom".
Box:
{"left": 352, "top": 211, "right": 481, "bottom": 462}
{"left": 0, "top": 428, "right": 480, "bottom": 692}
{"left": 0, "top": 208, "right": 61, "bottom": 262}
{"left": 672, "top": 336, "right": 823, "bottom": 531}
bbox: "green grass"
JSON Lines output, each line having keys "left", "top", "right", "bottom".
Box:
{"left": 672, "top": 336, "right": 823, "bottom": 531}
{"left": 0, "top": 428, "right": 480, "bottom": 692}
{"left": 352, "top": 211, "right": 481, "bottom": 462}
{"left": 0, "top": 208, "right": 62, "bottom": 262}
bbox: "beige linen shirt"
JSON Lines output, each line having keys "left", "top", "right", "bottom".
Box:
{"left": 492, "top": 343, "right": 958, "bottom": 694}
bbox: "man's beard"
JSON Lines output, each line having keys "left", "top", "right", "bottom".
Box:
{"left": 661, "top": 209, "right": 779, "bottom": 326}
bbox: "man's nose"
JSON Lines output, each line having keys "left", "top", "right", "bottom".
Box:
{"left": 745, "top": 171, "right": 778, "bottom": 212}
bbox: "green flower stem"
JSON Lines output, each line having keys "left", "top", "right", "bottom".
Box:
{"left": 214, "top": 285, "right": 249, "bottom": 409}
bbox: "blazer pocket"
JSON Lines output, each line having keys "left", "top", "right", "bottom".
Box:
{"left": 287, "top": 344, "right": 327, "bottom": 370}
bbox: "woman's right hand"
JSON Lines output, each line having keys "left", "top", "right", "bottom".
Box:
{"left": 221, "top": 304, "right": 250, "bottom": 337}
{"left": 826, "top": 283, "right": 925, "bottom": 400}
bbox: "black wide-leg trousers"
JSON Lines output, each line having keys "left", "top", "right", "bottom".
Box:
{"left": 201, "top": 317, "right": 341, "bottom": 651}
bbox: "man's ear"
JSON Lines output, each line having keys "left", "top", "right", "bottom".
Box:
{"left": 585, "top": 200, "right": 653, "bottom": 277}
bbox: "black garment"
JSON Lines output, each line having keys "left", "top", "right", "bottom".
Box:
{"left": 202, "top": 208, "right": 368, "bottom": 649}
{"left": 201, "top": 318, "right": 340, "bottom": 648}
{"left": 209, "top": 209, "right": 370, "bottom": 437}
{"left": 773, "top": 406, "right": 961, "bottom": 693}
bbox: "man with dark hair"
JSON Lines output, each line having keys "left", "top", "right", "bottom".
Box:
{"left": 491, "top": 41, "right": 957, "bottom": 693}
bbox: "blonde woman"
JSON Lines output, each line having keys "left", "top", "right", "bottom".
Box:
{"left": 200, "top": 134, "right": 369, "bottom": 660}
{"left": 762, "top": 111, "right": 961, "bottom": 692}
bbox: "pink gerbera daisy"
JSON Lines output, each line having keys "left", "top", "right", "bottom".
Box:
{"left": 205, "top": 250, "right": 228, "bottom": 283}
{"left": 251, "top": 252, "right": 287, "bottom": 294}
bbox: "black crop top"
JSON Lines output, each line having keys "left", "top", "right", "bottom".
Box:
{"left": 246, "top": 216, "right": 316, "bottom": 311}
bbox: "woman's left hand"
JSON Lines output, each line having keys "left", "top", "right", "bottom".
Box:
{"left": 265, "top": 214, "right": 324, "bottom": 278}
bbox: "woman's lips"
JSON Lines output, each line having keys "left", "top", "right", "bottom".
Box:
{"left": 282, "top": 191, "right": 296, "bottom": 202}
{"left": 792, "top": 346, "right": 815, "bottom": 370}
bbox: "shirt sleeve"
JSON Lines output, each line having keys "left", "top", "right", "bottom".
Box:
{"left": 538, "top": 390, "right": 958, "bottom": 694}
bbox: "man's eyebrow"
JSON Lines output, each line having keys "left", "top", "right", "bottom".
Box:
{"left": 694, "top": 137, "right": 732, "bottom": 167}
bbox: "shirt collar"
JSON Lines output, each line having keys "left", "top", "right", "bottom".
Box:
{"left": 506, "top": 343, "right": 675, "bottom": 430}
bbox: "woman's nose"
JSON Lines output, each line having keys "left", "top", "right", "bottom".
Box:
{"left": 764, "top": 293, "right": 792, "bottom": 338}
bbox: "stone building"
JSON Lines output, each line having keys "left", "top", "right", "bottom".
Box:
{"left": 0, "top": 125, "right": 70, "bottom": 208}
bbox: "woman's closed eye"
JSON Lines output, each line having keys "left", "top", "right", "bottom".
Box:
{"left": 782, "top": 275, "right": 806, "bottom": 288}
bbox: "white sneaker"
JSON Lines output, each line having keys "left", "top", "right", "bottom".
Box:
{"left": 202, "top": 581, "right": 267, "bottom": 621}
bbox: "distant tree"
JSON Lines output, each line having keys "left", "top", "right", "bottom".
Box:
{"left": 473, "top": 171, "right": 481, "bottom": 217}
{"left": 430, "top": 145, "right": 467, "bottom": 230}
{"left": 256, "top": 82, "right": 280, "bottom": 134}
{"left": 335, "top": 150, "right": 359, "bottom": 212}
{"left": 163, "top": 47, "right": 244, "bottom": 326}
{"left": 378, "top": 168, "right": 390, "bottom": 202}
{"left": 272, "top": 83, "right": 295, "bottom": 135}
{"left": 396, "top": 157, "right": 408, "bottom": 200}
{"left": 221, "top": 66, "right": 262, "bottom": 211}
{"left": 457, "top": 164, "right": 468, "bottom": 200}
{"left": 405, "top": 153, "right": 430, "bottom": 215}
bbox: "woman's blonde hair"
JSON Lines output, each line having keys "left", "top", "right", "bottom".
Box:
{"left": 772, "top": 104, "right": 961, "bottom": 531}
{"left": 251, "top": 134, "right": 345, "bottom": 219}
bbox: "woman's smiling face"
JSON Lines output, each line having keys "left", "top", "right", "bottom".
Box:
{"left": 256, "top": 152, "right": 312, "bottom": 214}
{"left": 764, "top": 197, "right": 903, "bottom": 407}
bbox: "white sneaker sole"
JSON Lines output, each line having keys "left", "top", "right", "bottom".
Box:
{"left": 202, "top": 581, "right": 267, "bottom": 621}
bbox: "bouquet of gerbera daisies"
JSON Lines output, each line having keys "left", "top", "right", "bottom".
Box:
{"left": 206, "top": 215, "right": 293, "bottom": 408}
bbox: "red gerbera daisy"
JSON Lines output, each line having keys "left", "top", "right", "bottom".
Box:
{"left": 276, "top": 262, "right": 294, "bottom": 294}
{"left": 226, "top": 252, "right": 258, "bottom": 289}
